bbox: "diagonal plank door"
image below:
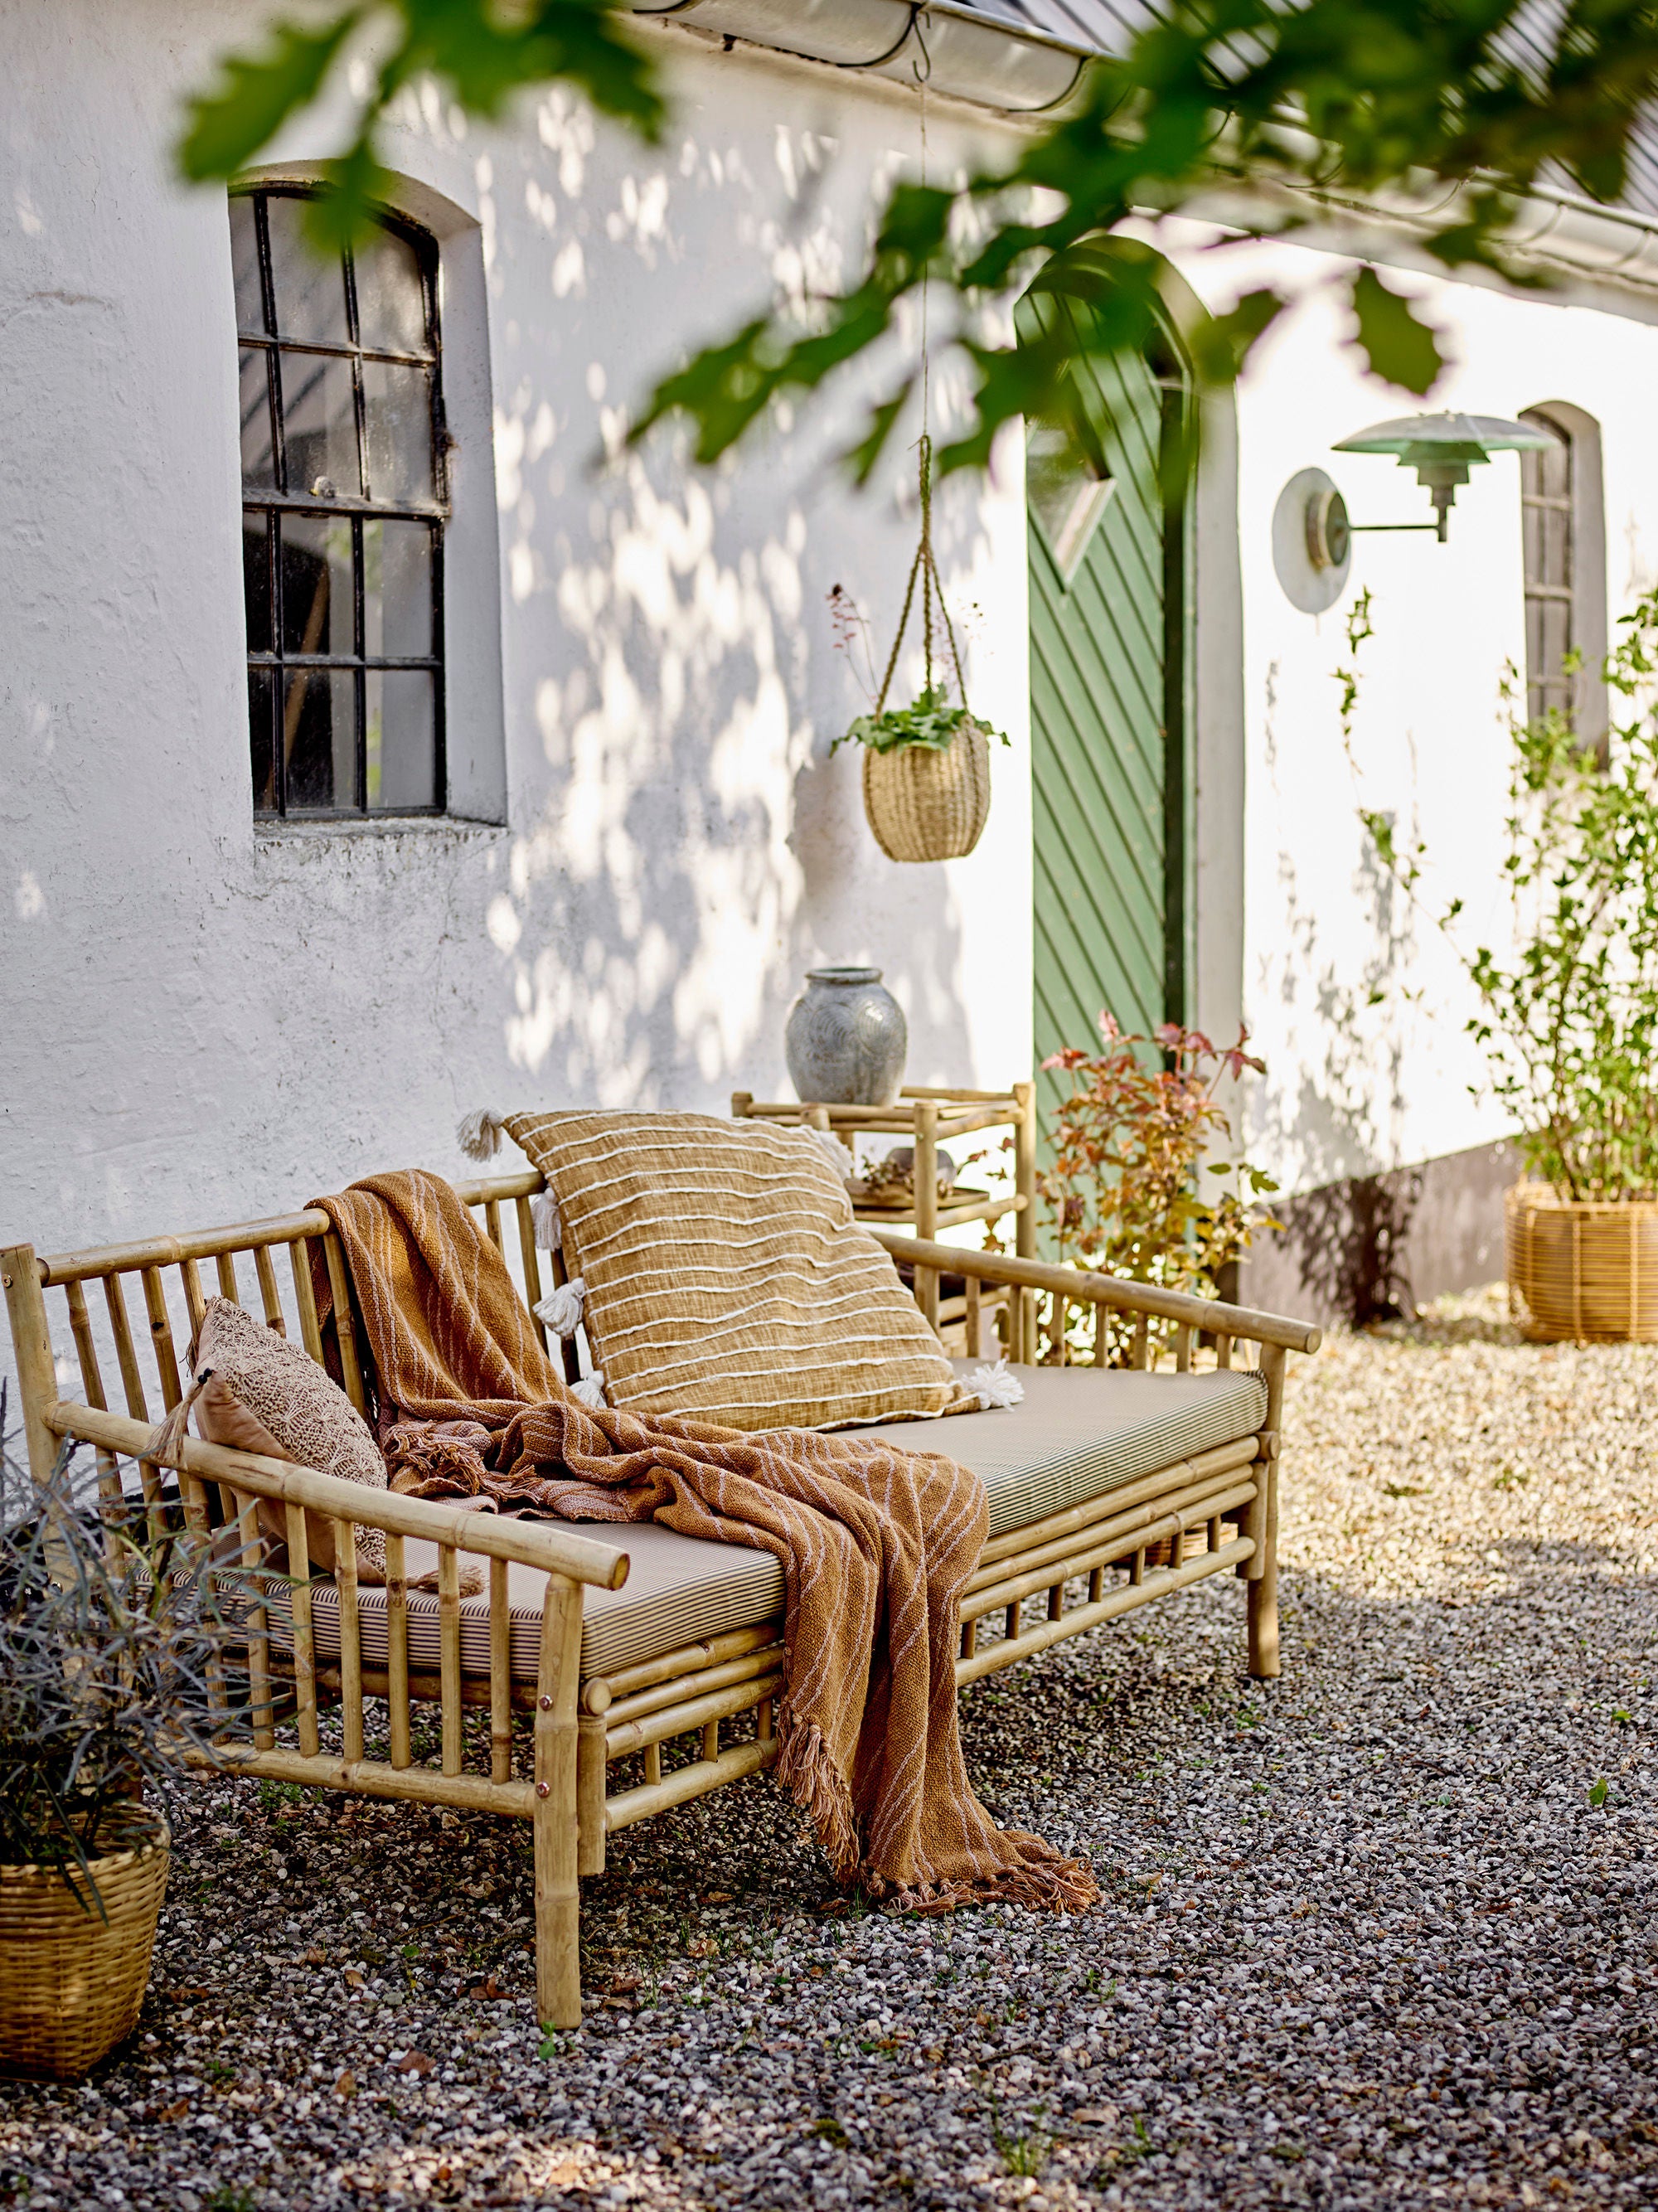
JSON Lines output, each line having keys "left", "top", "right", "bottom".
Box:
{"left": 1027, "top": 324, "right": 1185, "bottom": 1140}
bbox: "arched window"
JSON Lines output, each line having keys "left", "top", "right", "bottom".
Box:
{"left": 233, "top": 187, "right": 446, "bottom": 817}
{"left": 1519, "top": 401, "right": 1607, "bottom": 754}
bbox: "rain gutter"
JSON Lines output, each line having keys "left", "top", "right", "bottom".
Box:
{"left": 623, "top": 0, "right": 1658, "bottom": 298}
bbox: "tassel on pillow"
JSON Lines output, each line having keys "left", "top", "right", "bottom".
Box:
{"left": 532, "top": 1276, "right": 585, "bottom": 1337}
{"left": 457, "top": 1108, "right": 507, "bottom": 1162}
{"left": 530, "top": 1188, "right": 561, "bottom": 1249}
{"left": 571, "top": 1371, "right": 608, "bottom": 1409}
{"left": 968, "top": 1357, "right": 1024, "bottom": 1411}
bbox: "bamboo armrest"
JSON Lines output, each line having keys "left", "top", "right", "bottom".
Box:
{"left": 866, "top": 1230, "right": 1321, "bottom": 1355}
{"left": 45, "top": 1402, "right": 629, "bottom": 1589}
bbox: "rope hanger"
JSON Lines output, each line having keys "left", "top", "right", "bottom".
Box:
{"left": 873, "top": 27, "right": 972, "bottom": 724}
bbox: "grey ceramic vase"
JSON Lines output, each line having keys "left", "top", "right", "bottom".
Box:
{"left": 784, "top": 967, "right": 908, "bottom": 1106}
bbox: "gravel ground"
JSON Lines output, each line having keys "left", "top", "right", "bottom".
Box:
{"left": 2, "top": 1288, "right": 1655, "bottom": 2210}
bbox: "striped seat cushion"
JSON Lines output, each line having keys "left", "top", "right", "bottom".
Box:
{"left": 291, "top": 1361, "right": 1266, "bottom": 1682}
{"left": 502, "top": 1108, "right": 973, "bottom": 1429}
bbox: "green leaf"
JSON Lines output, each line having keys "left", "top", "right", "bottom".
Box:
{"left": 178, "top": 12, "right": 362, "bottom": 183}
{"left": 1349, "top": 267, "right": 1444, "bottom": 397}
{"left": 841, "top": 379, "right": 914, "bottom": 489}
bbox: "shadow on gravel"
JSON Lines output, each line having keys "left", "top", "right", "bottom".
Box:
{"left": 0, "top": 1539, "right": 1652, "bottom": 2210}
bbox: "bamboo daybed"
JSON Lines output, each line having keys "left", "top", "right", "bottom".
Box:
{"left": 2, "top": 1163, "right": 1318, "bottom": 2030}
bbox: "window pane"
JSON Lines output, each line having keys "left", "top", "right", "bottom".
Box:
{"left": 362, "top": 361, "right": 434, "bottom": 502}
{"left": 355, "top": 224, "right": 429, "bottom": 355}
{"left": 284, "top": 667, "right": 357, "bottom": 812}
{"left": 280, "top": 512, "right": 355, "bottom": 657}
{"left": 249, "top": 668, "right": 277, "bottom": 812}
{"left": 362, "top": 519, "right": 433, "bottom": 657}
{"left": 243, "top": 513, "right": 272, "bottom": 653}
{"left": 366, "top": 669, "right": 436, "bottom": 810}
{"left": 265, "top": 194, "right": 350, "bottom": 344}
{"left": 240, "top": 351, "right": 276, "bottom": 489}
{"left": 230, "top": 197, "right": 265, "bottom": 335}
{"left": 279, "top": 351, "right": 361, "bottom": 499}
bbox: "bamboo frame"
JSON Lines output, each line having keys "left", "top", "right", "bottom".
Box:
{"left": 9, "top": 1151, "right": 1316, "bottom": 2028}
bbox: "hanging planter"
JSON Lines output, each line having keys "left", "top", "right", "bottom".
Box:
{"left": 833, "top": 438, "right": 1007, "bottom": 865}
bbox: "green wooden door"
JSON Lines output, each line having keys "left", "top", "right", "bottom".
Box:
{"left": 1027, "top": 315, "right": 1187, "bottom": 1125}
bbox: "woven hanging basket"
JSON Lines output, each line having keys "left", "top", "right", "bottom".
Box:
{"left": 1505, "top": 1181, "right": 1658, "bottom": 1342}
{"left": 0, "top": 1812, "right": 169, "bottom": 2081}
{"left": 861, "top": 720, "right": 992, "bottom": 863}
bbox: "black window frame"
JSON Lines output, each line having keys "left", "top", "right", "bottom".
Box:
{"left": 237, "top": 183, "right": 448, "bottom": 821}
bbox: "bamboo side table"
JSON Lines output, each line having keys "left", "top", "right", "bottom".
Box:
{"left": 730, "top": 1083, "right": 1037, "bottom": 1356}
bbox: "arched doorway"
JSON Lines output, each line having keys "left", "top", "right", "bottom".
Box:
{"left": 1020, "top": 245, "right": 1192, "bottom": 1123}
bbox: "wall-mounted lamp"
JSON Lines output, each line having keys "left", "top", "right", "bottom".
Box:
{"left": 1273, "top": 410, "right": 1556, "bottom": 612}
{"left": 1331, "top": 410, "right": 1555, "bottom": 542}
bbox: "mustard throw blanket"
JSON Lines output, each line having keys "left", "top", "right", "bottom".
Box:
{"left": 313, "top": 1169, "right": 1095, "bottom": 1914}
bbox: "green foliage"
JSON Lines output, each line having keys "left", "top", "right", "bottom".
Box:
{"left": 1361, "top": 589, "right": 1658, "bottom": 1201}
{"left": 179, "top": 1, "right": 663, "bottom": 253}
{"left": 831, "top": 686, "right": 1007, "bottom": 758}
{"left": 0, "top": 1417, "right": 255, "bottom": 1909}
{"left": 1038, "top": 1018, "right": 1279, "bottom": 1363}
{"left": 182, "top": 4, "right": 1658, "bottom": 480}
{"left": 635, "top": 0, "right": 1655, "bottom": 474}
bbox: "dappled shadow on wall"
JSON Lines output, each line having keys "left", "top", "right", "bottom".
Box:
{"left": 467, "top": 100, "right": 995, "bottom": 1104}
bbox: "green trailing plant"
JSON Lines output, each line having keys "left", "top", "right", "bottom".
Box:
{"left": 1355, "top": 586, "right": 1658, "bottom": 1201}
{"left": 0, "top": 1403, "right": 255, "bottom": 1909}
{"left": 1038, "top": 1017, "right": 1279, "bottom": 1362}
{"left": 827, "top": 440, "right": 1009, "bottom": 759}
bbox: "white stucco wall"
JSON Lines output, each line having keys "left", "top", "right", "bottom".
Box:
{"left": 0, "top": 3, "right": 1033, "bottom": 1341}
{"left": 1168, "top": 222, "right": 1658, "bottom": 1191}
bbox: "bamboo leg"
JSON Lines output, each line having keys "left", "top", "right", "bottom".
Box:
{"left": 238, "top": 1492, "right": 275, "bottom": 1751}
{"left": 439, "top": 1545, "right": 463, "bottom": 1778}
{"left": 534, "top": 1574, "right": 585, "bottom": 2030}
{"left": 961, "top": 1614, "right": 978, "bottom": 1661}
{"left": 1248, "top": 1345, "right": 1286, "bottom": 1680}
{"left": 965, "top": 1275, "right": 982, "bottom": 1361}
{"left": 577, "top": 1714, "right": 608, "bottom": 1877}
{"left": 1004, "top": 1602, "right": 1018, "bottom": 1643}
{"left": 284, "top": 1502, "right": 319, "bottom": 1758}
{"left": 1013, "top": 1078, "right": 1036, "bottom": 1361}
{"left": 336, "top": 1520, "right": 363, "bottom": 1765}
{"left": 1046, "top": 1579, "right": 1064, "bottom": 1623}
{"left": 643, "top": 1744, "right": 662, "bottom": 1786}
{"left": 1088, "top": 1565, "right": 1104, "bottom": 1603}
{"left": 385, "top": 1533, "right": 411, "bottom": 1769}
{"left": 701, "top": 1720, "right": 720, "bottom": 1763}
{"left": 757, "top": 1698, "right": 773, "bottom": 1743}
{"left": 2, "top": 1247, "right": 57, "bottom": 1487}
{"left": 489, "top": 1558, "right": 512, "bottom": 1786}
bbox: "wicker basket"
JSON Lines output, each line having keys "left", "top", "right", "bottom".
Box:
{"left": 861, "top": 723, "right": 992, "bottom": 863}
{"left": 1505, "top": 1181, "right": 1658, "bottom": 1342}
{"left": 0, "top": 1812, "right": 169, "bottom": 2080}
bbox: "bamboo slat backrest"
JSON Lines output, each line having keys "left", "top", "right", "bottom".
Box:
{"left": 36, "top": 1168, "right": 551, "bottom": 1435}
{"left": 32, "top": 1167, "right": 565, "bottom": 1788}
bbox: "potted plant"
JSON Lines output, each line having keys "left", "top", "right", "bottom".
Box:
{"left": 829, "top": 438, "right": 1009, "bottom": 864}
{"left": 0, "top": 1417, "right": 246, "bottom": 2079}
{"left": 1037, "top": 1016, "right": 1280, "bottom": 1367}
{"left": 1359, "top": 586, "right": 1658, "bottom": 1340}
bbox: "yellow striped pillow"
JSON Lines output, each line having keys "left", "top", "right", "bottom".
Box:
{"left": 503, "top": 1109, "right": 974, "bottom": 1430}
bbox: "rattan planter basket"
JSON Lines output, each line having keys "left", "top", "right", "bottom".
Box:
{"left": 861, "top": 722, "right": 992, "bottom": 864}
{"left": 1505, "top": 1181, "right": 1658, "bottom": 1342}
{"left": 0, "top": 1812, "right": 169, "bottom": 2080}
